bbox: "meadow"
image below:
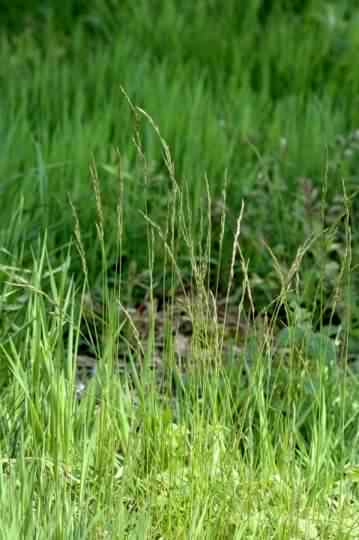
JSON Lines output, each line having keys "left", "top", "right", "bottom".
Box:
{"left": 1, "top": 1, "right": 359, "bottom": 538}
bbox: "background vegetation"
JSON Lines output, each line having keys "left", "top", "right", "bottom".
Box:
{"left": 1, "top": 1, "right": 359, "bottom": 537}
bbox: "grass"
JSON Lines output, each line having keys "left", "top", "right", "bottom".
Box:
{"left": 1, "top": 1, "right": 359, "bottom": 537}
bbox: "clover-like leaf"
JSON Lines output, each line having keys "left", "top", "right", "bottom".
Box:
{"left": 277, "top": 327, "right": 336, "bottom": 365}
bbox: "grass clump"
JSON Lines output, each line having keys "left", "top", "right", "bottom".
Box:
{"left": 1, "top": 132, "right": 359, "bottom": 536}
{"left": 1, "top": 1, "right": 359, "bottom": 537}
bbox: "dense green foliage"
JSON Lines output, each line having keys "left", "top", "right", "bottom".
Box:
{"left": 1, "top": 1, "right": 359, "bottom": 299}
{"left": 1, "top": 2, "right": 359, "bottom": 537}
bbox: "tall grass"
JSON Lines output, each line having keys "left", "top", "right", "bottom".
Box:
{"left": 1, "top": 1, "right": 359, "bottom": 537}
{"left": 1, "top": 1, "right": 359, "bottom": 292}
{"left": 0, "top": 109, "right": 358, "bottom": 536}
